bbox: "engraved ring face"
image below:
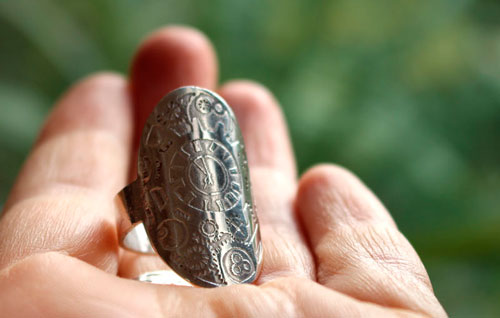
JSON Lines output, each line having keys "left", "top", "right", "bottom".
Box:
{"left": 120, "top": 86, "right": 262, "bottom": 287}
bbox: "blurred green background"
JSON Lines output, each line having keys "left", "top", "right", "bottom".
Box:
{"left": 1, "top": 0, "right": 499, "bottom": 316}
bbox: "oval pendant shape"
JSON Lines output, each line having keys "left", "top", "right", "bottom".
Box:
{"left": 125, "top": 86, "right": 262, "bottom": 287}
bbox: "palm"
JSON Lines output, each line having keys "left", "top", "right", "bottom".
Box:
{"left": 0, "top": 27, "right": 445, "bottom": 317}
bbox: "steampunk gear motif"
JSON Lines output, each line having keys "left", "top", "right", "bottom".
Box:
{"left": 118, "top": 86, "right": 261, "bottom": 287}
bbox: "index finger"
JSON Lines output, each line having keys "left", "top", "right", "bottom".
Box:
{"left": 0, "top": 73, "right": 132, "bottom": 272}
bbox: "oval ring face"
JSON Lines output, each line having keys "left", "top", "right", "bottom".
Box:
{"left": 137, "top": 87, "right": 262, "bottom": 287}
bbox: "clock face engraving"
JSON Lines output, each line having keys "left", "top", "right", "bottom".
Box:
{"left": 188, "top": 155, "right": 227, "bottom": 194}
{"left": 169, "top": 139, "right": 242, "bottom": 212}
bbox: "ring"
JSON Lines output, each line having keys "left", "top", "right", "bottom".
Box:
{"left": 116, "top": 86, "right": 262, "bottom": 287}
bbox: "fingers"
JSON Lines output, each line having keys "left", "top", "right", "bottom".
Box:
{"left": 219, "top": 81, "right": 313, "bottom": 282}
{"left": 218, "top": 81, "right": 296, "bottom": 179}
{"left": 7, "top": 73, "right": 132, "bottom": 204}
{"left": 0, "top": 252, "right": 425, "bottom": 318}
{"left": 296, "top": 164, "right": 447, "bottom": 317}
{"left": 250, "top": 169, "right": 314, "bottom": 282}
{"left": 130, "top": 25, "right": 218, "bottom": 148}
{"left": 0, "top": 73, "right": 132, "bottom": 272}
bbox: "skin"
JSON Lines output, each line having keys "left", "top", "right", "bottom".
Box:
{"left": 0, "top": 26, "right": 447, "bottom": 317}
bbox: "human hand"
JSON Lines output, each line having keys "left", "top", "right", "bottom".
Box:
{"left": 0, "top": 26, "right": 446, "bottom": 317}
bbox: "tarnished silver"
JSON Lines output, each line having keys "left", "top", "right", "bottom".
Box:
{"left": 117, "top": 86, "right": 262, "bottom": 288}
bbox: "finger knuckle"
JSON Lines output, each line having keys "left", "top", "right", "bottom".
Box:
{"left": 141, "top": 26, "right": 213, "bottom": 58}
{"left": 299, "top": 164, "right": 357, "bottom": 193}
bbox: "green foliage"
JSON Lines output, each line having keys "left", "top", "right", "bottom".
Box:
{"left": 1, "top": 0, "right": 499, "bottom": 315}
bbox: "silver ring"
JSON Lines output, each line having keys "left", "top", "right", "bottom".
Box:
{"left": 116, "top": 86, "right": 262, "bottom": 287}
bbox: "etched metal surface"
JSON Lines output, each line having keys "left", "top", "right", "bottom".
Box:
{"left": 122, "top": 86, "right": 262, "bottom": 287}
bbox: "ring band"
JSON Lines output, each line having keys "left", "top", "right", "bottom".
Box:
{"left": 116, "top": 86, "right": 262, "bottom": 288}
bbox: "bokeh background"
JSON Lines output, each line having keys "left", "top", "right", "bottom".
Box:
{"left": 1, "top": 0, "right": 499, "bottom": 316}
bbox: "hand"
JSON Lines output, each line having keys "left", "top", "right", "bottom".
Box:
{"left": 0, "top": 26, "right": 446, "bottom": 317}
